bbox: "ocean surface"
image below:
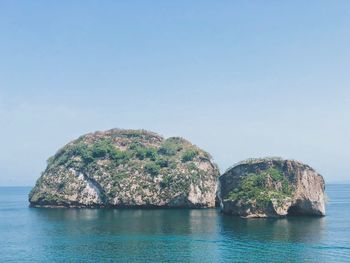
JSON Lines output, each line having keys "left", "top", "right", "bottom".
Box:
{"left": 0, "top": 185, "right": 349, "bottom": 262}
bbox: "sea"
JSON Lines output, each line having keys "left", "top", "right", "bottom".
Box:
{"left": 0, "top": 185, "right": 349, "bottom": 262}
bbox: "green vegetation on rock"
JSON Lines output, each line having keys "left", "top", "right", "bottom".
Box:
{"left": 227, "top": 167, "right": 293, "bottom": 209}
{"left": 181, "top": 149, "right": 198, "bottom": 162}
{"left": 158, "top": 138, "right": 183, "bottom": 156}
{"left": 144, "top": 162, "right": 161, "bottom": 176}
{"left": 48, "top": 138, "right": 127, "bottom": 169}
{"left": 155, "top": 158, "right": 169, "bottom": 168}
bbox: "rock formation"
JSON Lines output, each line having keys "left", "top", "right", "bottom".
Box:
{"left": 218, "top": 158, "right": 325, "bottom": 218}
{"left": 29, "top": 129, "right": 220, "bottom": 208}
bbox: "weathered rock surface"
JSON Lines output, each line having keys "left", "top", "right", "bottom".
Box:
{"left": 219, "top": 158, "right": 325, "bottom": 218}
{"left": 29, "top": 129, "right": 220, "bottom": 208}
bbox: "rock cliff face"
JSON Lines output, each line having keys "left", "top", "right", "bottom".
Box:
{"left": 219, "top": 158, "right": 325, "bottom": 218}
{"left": 29, "top": 129, "right": 220, "bottom": 208}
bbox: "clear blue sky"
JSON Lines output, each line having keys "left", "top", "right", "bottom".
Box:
{"left": 0, "top": 1, "right": 349, "bottom": 185}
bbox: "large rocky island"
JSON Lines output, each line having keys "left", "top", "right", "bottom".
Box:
{"left": 218, "top": 158, "right": 326, "bottom": 218}
{"left": 29, "top": 129, "right": 220, "bottom": 208}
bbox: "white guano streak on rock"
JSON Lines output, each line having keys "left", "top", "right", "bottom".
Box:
{"left": 70, "top": 168, "right": 102, "bottom": 205}
{"left": 188, "top": 183, "right": 202, "bottom": 205}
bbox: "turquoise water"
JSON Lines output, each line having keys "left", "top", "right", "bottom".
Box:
{"left": 0, "top": 185, "right": 349, "bottom": 262}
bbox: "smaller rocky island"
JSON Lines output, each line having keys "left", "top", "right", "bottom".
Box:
{"left": 218, "top": 158, "right": 325, "bottom": 218}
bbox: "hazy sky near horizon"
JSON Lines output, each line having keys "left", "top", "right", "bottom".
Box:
{"left": 1, "top": 1, "right": 350, "bottom": 185}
